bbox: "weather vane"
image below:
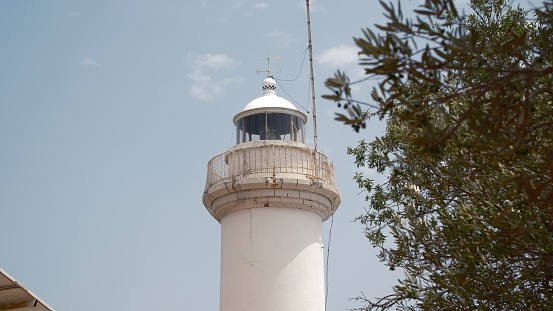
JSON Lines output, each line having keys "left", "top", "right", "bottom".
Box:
{"left": 256, "top": 56, "right": 282, "bottom": 78}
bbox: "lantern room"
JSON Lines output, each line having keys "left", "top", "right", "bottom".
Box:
{"left": 233, "top": 77, "right": 307, "bottom": 145}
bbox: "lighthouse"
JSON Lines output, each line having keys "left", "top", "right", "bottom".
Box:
{"left": 202, "top": 76, "right": 341, "bottom": 311}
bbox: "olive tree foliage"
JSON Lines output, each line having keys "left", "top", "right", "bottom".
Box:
{"left": 323, "top": 0, "right": 553, "bottom": 310}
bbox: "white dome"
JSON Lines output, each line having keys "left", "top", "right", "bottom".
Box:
{"left": 242, "top": 93, "right": 298, "bottom": 111}
{"left": 233, "top": 78, "right": 307, "bottom": 124}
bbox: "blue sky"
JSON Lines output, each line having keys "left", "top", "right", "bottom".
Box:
{"left": 0, "top": 1, "right": 477, "bottom": 310}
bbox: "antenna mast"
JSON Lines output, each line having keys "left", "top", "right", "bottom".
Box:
{"left": 305, "top": 0, "right": 318, "bottom": 151}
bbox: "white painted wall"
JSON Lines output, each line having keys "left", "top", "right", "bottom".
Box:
{"left": 220, "top": 207, "right": 325, "bottom": 311}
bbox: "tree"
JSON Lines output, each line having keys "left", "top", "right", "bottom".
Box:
{"left": 324, "top": 0, "right": 553, "bottom": 309}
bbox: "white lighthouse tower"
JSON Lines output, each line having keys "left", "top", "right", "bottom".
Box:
{"left": 202, "top": 76, "right": 341, "bottom": 311}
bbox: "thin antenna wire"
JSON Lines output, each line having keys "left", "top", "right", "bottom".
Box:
{"left": 275, "top": 47, "right": 309, "bottom": 82}
{"left": 274, "top": 47, "right": 311, "bottom": 112}
{"left": 275, "top": 79, "right": 310, "bottom": 113}
{"left": 325, "top": 213, "right": 334, "bottom": 310}
{"left": 306, "top": 0, "right": 318, "bottom": 151}
{"left": 227, "top": 123, "right": 235, "bottom": 148}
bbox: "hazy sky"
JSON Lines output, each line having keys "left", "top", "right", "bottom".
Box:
{"left": 0, "top": 1, "right": 476, "bottom": 310}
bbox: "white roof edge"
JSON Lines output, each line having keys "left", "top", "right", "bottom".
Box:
{"left": 0, "top": 268, "right": 56, "bottom": 311}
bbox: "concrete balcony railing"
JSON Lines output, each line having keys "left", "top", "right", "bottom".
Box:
{"left": 202, "top": 140, "right": 341, "bottom": 221}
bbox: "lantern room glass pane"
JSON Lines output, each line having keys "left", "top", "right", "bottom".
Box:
{"left": 235, "top": 112, "right": 306, "bottom": 145}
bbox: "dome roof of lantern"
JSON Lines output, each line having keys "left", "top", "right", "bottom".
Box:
{"left": 233, "top": 77, "right": 307, "bottom": 124}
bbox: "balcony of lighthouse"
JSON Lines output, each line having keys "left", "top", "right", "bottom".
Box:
{"left": 202, "top": 139, "right": 341, "bottom": 222}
